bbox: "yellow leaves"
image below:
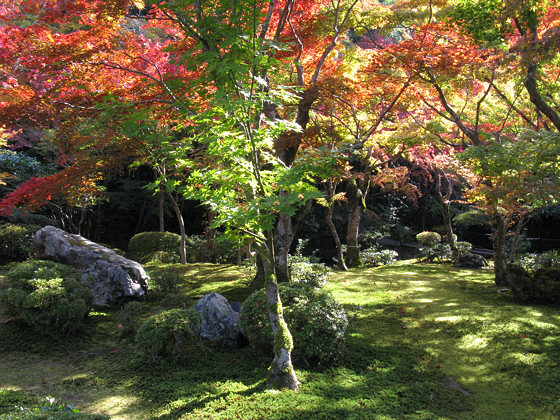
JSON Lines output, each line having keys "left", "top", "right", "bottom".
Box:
{"left": 0, "top": 172, "right": 16, "bottom": 186}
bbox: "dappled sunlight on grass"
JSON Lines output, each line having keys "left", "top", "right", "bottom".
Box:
{"left": 1, "top": 261, "right": 559, "bottom": 418}
{"left": 326, "top": 261, "right": 560, "bottom": 418}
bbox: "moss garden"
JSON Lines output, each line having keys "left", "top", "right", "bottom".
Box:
{"left": 0, "top": 260, "right": 558, "bottom": 419}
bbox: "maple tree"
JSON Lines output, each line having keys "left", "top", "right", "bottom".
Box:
{"left": 0, "top": 0, "right": 382, "bottom": 390}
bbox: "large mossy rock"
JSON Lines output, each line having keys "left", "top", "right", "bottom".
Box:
{"left": 454, "top": 252, "right": 488, "bottom": 269}
{"left": 33, "top": 226, "right": 149, "bottom": 305}
{"left": 193, "top": 292, "right": 243, "bottom": 347}
{"left": 507, "top": 264, "right": 560, "bottom": 304}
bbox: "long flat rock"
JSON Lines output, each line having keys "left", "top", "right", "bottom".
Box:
{"left": 33, "top": 226, "right": 149, "bottom": 305}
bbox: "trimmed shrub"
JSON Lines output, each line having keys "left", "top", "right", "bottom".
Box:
{"left": 128, "top": 231, "right": 181, "bottom": 263}
{"left": 456, "top": 241, "right": 473, "bottom": 255}
{"left": 361, "top": 249, "right": 399, "bottom": 267}
{"left": 288, "top": 239, "right": 329, "bottom": 288}
{"left": 184, "top": 234, "right": 239, "bottom": 264}
{"left": 149, "top": 268, "right": 184, "bottom": 295}
{"left": 508, "top": 265, "right": 560, "bottom": 304}
{"left": 289, "top": 259, "right": 329, "bottom": 288}
{"left": 240, "top": 282, "right": 348, "bottom": 366}
{"left": 417, "top": 243, "right": 451, "bottom": 263}
{"left": 0, "top": 260, "right": 93, "bottom": 335}
{"left": 416, "top": 231, "right": 442, "bottom": 246}
{"left": 116, "top": 301, "right": 145, "bottom": 337}
{"left": 453, "top": 209, "right": 490, "bottom": 229}
{"left": 135, "top": 309, "right": 201, "bottom": 361}
{"left": 516, "top": 249, "right": 560, "bottom": 272}
{"left": 0, "top": 223, "right": 40, "bottom": 263}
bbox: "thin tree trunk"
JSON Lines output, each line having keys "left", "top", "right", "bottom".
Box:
{"left": 166, "top": 191, "right": 187, "bottom": 264}
{"left": 326, "top": 203, "right": 348, "bottom": 271}
{"left": 206, "top": 210, "right": 217, "bottom": 255}
{"left": 492, "top": 209, "right": 508, "bottom": 286}
{"left": 324, "top": 178, "right": 348, "bottom": 270}
{"left": 158, "top": 187, "right": 165, "bottom": 232}
{"left": 509, "top": 212, "right": 527, "bottom": 262}
{"left": 345, "top": 178, "right": 365, "bottom": 267}
{"left": 274, "top": 213, "right": 292, "bottom": 283}
{"left": 435, "top": 169, "right": 458, "bottom": 259}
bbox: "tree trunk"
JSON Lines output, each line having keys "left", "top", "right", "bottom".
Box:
{"left": 206, "top": 210, "right": 217, "bottom": 255}
{"left": 326, "top": 203, "right": 348, "bottom": 271}
{"left": 345, "top": 178, "right": 364, "bottom": 267}
{"left": 492, "top": 209, "right": 508, "bottom": 286}
{"left": 260, "top": 239, "right": 300, "bottom": 390}
{"left": 325, "top": 179, "right": 348, "bottom": 270}
{"left": 273, "top": 198, "right": 312, "bottom": 282}
{"left": 166, "top": 191, "right": 187, "bottom": 264}
{"left": 158, "top": 187, "right": 165, "bottom": 232}
{"left": 525, "top": 63, "right": 560, "bottom": 131}
{"left": 274, "top": 213, "right": 292, "bottom": 283}
{"left": 435, "top": 169, "right": 458, "bottom": 260}
{"left": 509, "top": 212, "right": 527, "bottom": 262}
{"left": 250, "top": 254, "right": 266, "bottom": 291}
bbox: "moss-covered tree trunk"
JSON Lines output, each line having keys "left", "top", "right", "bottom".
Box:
{"left": 261, "top": 239, "right": 300, "bottom": 390}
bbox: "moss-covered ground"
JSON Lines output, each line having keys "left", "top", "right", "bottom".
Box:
{"left": 0, "top": 261, "right": 559, "bottom": 419}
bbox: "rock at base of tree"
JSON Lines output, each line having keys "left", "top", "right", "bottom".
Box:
{"left": 193, "top": 292, "right": 244, "bottom": 346}
{"left": 453, "top": 252, "right": 489, "bottom": 269}
{"left": 33, "top": 226, "right": 149, "bottom": 306}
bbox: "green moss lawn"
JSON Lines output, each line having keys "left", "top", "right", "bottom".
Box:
{"left": 1, "top": 262, "right": 559, "bottom": 419}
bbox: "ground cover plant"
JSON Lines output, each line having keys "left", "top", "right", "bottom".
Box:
{"left": 0, "top": 261, "right": 559, "bottom": 419}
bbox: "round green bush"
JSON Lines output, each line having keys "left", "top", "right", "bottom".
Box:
{"left": 416, "top": 231, "right": 442, "bottom": 246}
{"left": 508, "top": 265, "right": 560, "bottom": 304}
{"left": 0, "top": 223, "right": 40, "bottom": 263}
{"left": 361, "top": 248, "right": 399, "bottom": 267}
{"left": 135, "top": 308, "right": 201, "bottom": 361}
{"left": 0, "top": 260, "right": 93, "bottom": 335}
{"left": 289, "top": 260, "right": 330, "bottom": 288}
{"left": 456, "top": 241, "right": 473, "bottom": 255}
{"left": 240, "top": 282, "right": 348, "bottom": 366}
{"left": 128, "top": 231, "right": 181, "bottom": 263}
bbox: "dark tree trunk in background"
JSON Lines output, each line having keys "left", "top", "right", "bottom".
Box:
{"left": 435, "top": 169, "right": 458, "bottom": 260}
{"left": 345, "top": 178, "right": 368, "bottom": 267}
{"left": 167, "top": 191, "right": 187, "bottom": 264}
{"left": 509, "top": 212, "right": 527, "bottom": 262}
{"left": 158, "top": 187, "right": 165, "bottom": 232}
{"left": 325, "top": 179, "right": 348, "bottom": 270}
{"left": 492, "top": 210, "right": 508, "bottom": 286}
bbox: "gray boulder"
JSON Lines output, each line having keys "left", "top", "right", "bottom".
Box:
{"left": 193, "top": 292, "right": 243, "bottom": 346}
{"left": 33, "top": 226, "right": 149, "bottom": 305}
{"left": 454, "top": 252, "right": 489, "bottom": 269}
